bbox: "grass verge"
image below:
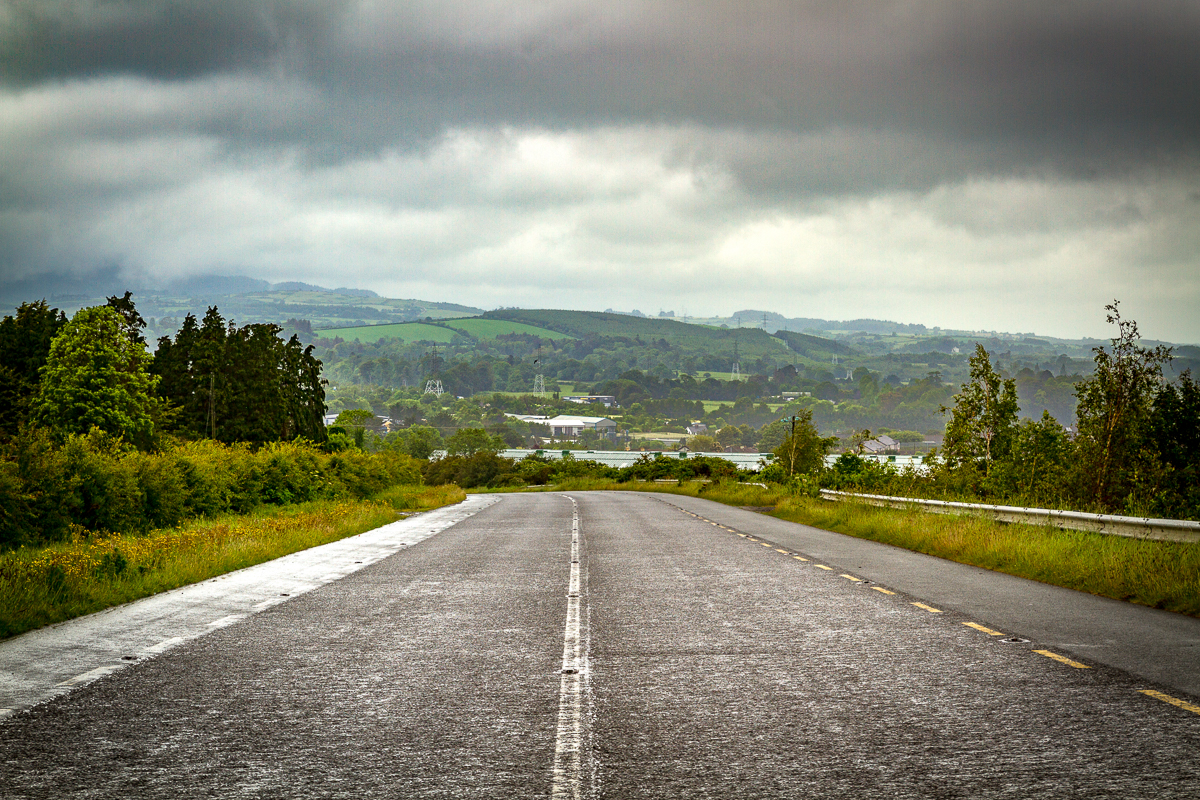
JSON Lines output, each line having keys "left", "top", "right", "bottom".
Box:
{"left": 478, "top": 479, "right": 1200, "bottom": 617}
{"left": 0, "top": 485, "right": 466, "bottom": 640}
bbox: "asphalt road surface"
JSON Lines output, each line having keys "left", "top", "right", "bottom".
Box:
{"left": 3, "top": 491, "right": 1199, "bottom": 798}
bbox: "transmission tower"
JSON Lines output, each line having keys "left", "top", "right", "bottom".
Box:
{"left": 424, "top": 379, "right": 444, "bottom": 397}
{"left": 533, "top": 374, "right": 546, "bottom": 396}
{"left": 731, "top": 362, "right": 742, "bottom": 382}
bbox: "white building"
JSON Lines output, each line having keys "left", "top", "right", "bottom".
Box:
{"left": 543, "top": 415, "right": 618, "bottom": 439}
{"left": 563, "top": 395, "right": 618, "bottom": 408}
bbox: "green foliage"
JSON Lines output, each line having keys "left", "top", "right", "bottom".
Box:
{"left": 1147, "top": 371, "right": 1200, "bottom": 519}
{"left": 0, "top": 300, "right": 67, "bottom": 436}
{"left": 984, "top": 412, "right": 1072, "bottom": 505}
{"left": 31, "top": 306, "right": 160, "bottom": 449}
{"left": 445, "top": 427, "right": 506, "bottom": 457}
{"left": 822, "top": 453, "right": 897, "bottom": 492}
{"left": 0, "top": 433, "right": 422, "bottom": 548}
{"left": 938, "top": 344, "right": 1019, "bottom": 482}
{"left": 771, "top": 410, "right": 835, "bottom": 477}
{"left": 153, "top": 307, "right": 326, "bottom": 444}
{"left": 1072, "top": 302, "right": 1173, "bottom": 511}
{"left": 335, "top": 408, "right": 375, "bottom": 448}
{"left": 385, "top": 425, "right": 444, "bottom": 460}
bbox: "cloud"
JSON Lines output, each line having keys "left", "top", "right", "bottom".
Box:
{"left": 1, "top": 2, "right": 1198, "bottom": 341}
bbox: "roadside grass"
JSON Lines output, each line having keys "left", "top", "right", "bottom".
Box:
{"left": 772, "top": 495, "right": 1200, "bottom": 618}
{"left": 0, "top": 485, "right": 465, "bottom": 640}
{"left": 477, "top": 479, "right": 1200, "bottom": 617}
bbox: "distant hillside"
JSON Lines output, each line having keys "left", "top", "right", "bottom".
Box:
{"left": 316, "top": 317, "right": 573, "bottom": 344}
{"left": 482, "top": 308, "right": 789, "bottom": 359}
{"left": 773, "top": 330, "right": 857, "bottom": 357}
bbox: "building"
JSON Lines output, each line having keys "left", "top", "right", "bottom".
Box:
{"left": 685, "top": 422, "right": 708, "bottom": 436}
{"left": 563, "top": 395, "right": 618, "bottom": 408}
{"left": 861, "top": 435, "right": 900, "bottom": 455}
{"left": 542, "top": 415, "right": 618, "bottom": 439}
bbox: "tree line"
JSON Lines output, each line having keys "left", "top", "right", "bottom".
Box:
{"left": 851, "top": 304, "right": 1198, "bottom": 519}
{"left": 0, "top": 295, "right": 382, "bottom": 548}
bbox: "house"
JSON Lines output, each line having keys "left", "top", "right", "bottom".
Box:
{"left": 862, "top": 435, "right": 900, "bottom": 455}
{"left": 686, "top": 422, "right": 708, "bottom": 436}
{"left": 543, "top": 415, "right": 618, "bottom": 439}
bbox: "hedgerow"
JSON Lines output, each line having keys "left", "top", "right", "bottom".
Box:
{"left": 0, "top": 428, "right": 422, "bottom": 549}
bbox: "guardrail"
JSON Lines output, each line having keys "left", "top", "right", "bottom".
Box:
{"left": 818, "top": 490, "right": 1200, "bottom": 544}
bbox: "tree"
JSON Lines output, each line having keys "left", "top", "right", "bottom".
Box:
{"left": 445, "top": 427, "right": 505, "bottom": 457}
{"left": 939, "top": 344, "right": 1019, "bottom": 480}
{"left": 152, "top": 308, "right": 326, "bottom": 444}
{"left": 31, "top": 306, "right": 159, "bottom": 448}
{"left": 105, "top": 291, "right": 147, "bottom": 347}
{"left": 0, "top": 300, "right": 67, "bottom": 436}
{"left": 394, "top": 425, "right": 443, "bottom": 460}
{"left": 1145, "top": 370, "right": 1200, "bottom": 519}
{"left": 1072, "top": 302, "right": 1172, "bottom": 510}
{"left": 773, "top": 409, "right": 835, "bottom": 476}
{"left": 987, "top": 412, "right": 1072, "bottom": 504}
{"left": 334, "top": 408, "right": 376, "bottom": 449}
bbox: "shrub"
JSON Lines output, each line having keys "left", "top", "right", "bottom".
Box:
{"left": 0, "top": 431, "right": 424, "bottom": 549}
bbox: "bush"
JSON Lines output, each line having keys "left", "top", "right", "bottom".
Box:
{"left": 0, "top": 430, "right": 424, "bottom": 548}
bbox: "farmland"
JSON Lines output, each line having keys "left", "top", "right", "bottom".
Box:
{"left": 482, "top": 309, "right": 792, "bottom": 359}
{"left": 439, "top": 317, "right": 574, "bottom": 341}
{"left": 316, "top": 322, "right": 460, "bottom": 343}
{"left": 315, "top": 317, "right": 572, "bottom": 344}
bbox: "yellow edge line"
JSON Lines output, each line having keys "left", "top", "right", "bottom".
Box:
{"left": 814, "top": 565, "right": 832, "bottom": 571}
{"left": 911, "top": 602, "right": 942, "bottom": 613}
{"left": 871, "top": 587, "right": 896, "bottom": 595}
{"left": 839, "top": 574, "right": 861, "bottom": 582}
{"left": 1140, "top": 690, "right": 1200, "bottom": 716}
{"left": 1034, "top": 649, "right": 1091, "bottom": 669}
{"left": 792, "top": 556, "right": 809, "bottom": 561}
{"left": 963, "top": 622, "right": 1005, "bottom": 636}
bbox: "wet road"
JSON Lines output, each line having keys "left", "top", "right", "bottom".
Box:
{"left": 2, "top": 491, "right": 1199, "bottom": 798}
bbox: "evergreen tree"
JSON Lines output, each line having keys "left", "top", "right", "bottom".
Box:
{"left": 0, "top": 300, "right": 67, "bottom": 436}
{"left": 1145, "top": 370, "right": 1200, "bottom": 518}
{"left": 152, "top": 309, "right": 326, "bottom": 444}
{"left": 105, "top": 291, "right": 147, "bottom": 347}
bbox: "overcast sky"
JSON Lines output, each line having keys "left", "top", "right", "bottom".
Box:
{"left": 2, "top": 1, "right": 1198, "bottom": 341}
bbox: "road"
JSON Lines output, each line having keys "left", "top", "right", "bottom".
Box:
{"left": 2, "top": 491, "right": 1199, "bottom": 798}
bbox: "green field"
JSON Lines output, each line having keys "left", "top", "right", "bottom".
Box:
{"left": 316, "top": 322, "right": 459, "bottom": 343}
{"left": 442, "top": 317, "right": 574, "bottom": 340}
{"left": 696, "top": 400, "right": 788, "bottom": 413}
{"left": 482, "top": 309, "right": 792, "bottom": 358}
{"left": 315, "top": 317, "right": 572, "bottom": 344}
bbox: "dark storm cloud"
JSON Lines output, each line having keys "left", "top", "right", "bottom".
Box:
{"left": 6, "top": 2, "right": 1199, "bottom": 175}
{"left": 0, "top": 0, "right": 340, "bottom": 84}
